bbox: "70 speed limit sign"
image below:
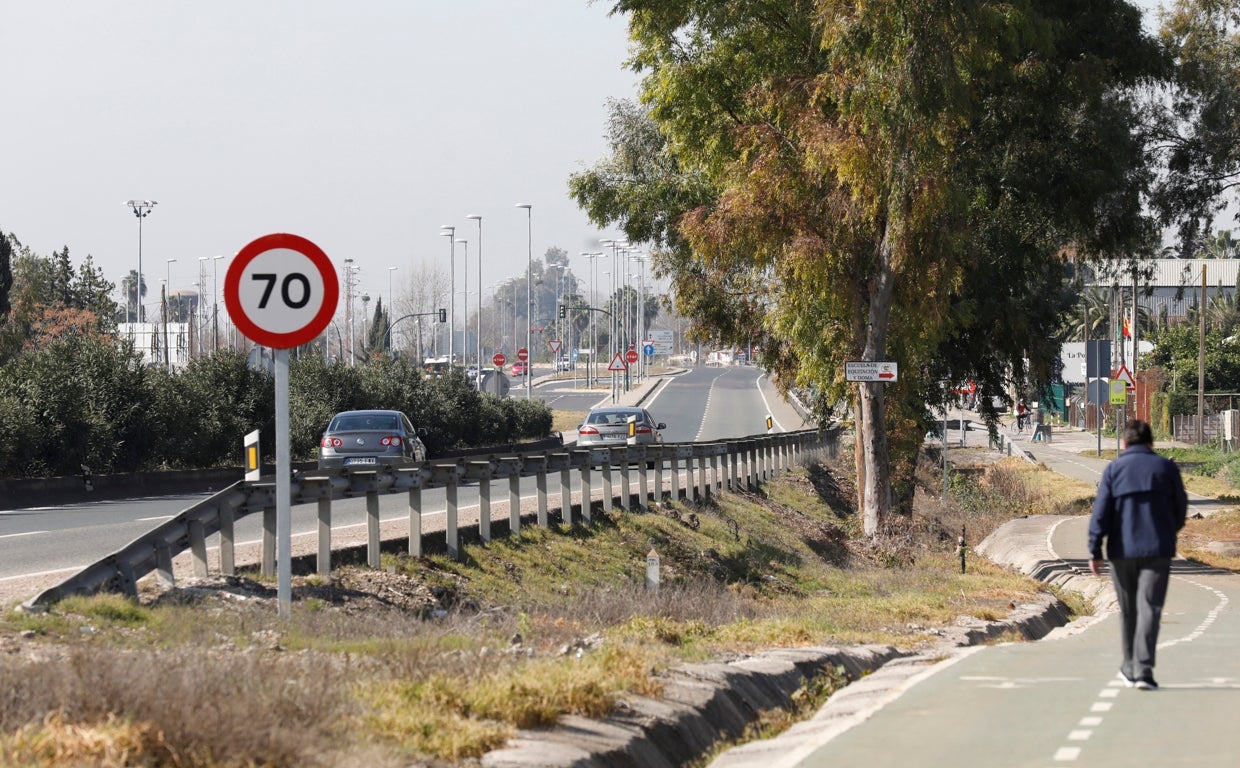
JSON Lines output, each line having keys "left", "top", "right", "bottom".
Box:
{"left": 224, "top": 233, "right": 339, "bottom": 349}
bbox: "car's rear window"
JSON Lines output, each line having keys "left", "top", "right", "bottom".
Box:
{"left": 333, "top": 415, "right": 399, "bottom": 431}
{"left": 587, "top": 411, "right": 638, "bottom": 426}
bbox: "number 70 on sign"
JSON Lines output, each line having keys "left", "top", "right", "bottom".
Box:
{"left": 224, "top": 233, "right": 340, "bottom": 349}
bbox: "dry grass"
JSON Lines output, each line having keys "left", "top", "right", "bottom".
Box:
{"left": 0, "top": 446, "right": 1081, "bottom": 766}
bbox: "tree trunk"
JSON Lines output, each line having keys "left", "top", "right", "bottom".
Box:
{"left": 857, "top": 218, "right": 899, "bottom": 536}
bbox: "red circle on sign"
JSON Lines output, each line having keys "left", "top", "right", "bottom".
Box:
{"left": 517, "top": 348, "right": 529, "bottom": 362}
{"left": 492, "top": 353, "right": 506, "bottom": 367}
{"left": 625, "top": 349, "right": 639, "bottom": 363}
{"left": 224, "top": 233, "right": 339, "bottom": 349}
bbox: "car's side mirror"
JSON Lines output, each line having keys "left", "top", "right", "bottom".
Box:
{"left": 657, "top": 422, "right": 666, "bottom": 430}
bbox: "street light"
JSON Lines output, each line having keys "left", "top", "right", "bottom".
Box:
{"left": 343, "top": 258, "right": 356, "bottom": 366}
{"left": 164, "top": 258, "right": 177, "bottom": 370}
{"left": 211, "top": 255, "right": 224, "bottom": 352}
{"left": 440, "top": 226, "right": 456, "bottom": 365}
{"left": 455, "top": 238, "right": 469, "bottom": 372}
{"left": 516, "top": 203, "right": 533, "bottom": 398}
{"left": 466, "top": 214, "right": 483, "bottom": 390}
{"left": 388, "top": 266, "right": 398, "bottom": 357}
{"left": 125, "top": 200, "right": 157, "bottom": 326}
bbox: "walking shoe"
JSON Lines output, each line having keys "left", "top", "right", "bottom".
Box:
{"left": 1116, "top": 670, "right": 1137, "bottom": 688}
{"left": 1135, "top": 677, "right": 1159, "bottom": 691}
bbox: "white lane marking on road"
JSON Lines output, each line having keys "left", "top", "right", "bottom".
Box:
{"left": 1054, "top": 746, "right": 1082, "bottom": 761}
{"left": 755, "top": 373, "right": 786, "bottom": 432}
{"left": 137, "top": 515, "right": 174, "bottom": 523}
{"left": 1068, "top": 730, "right": 1092, "bottom": 741}
{"left": 693, "top": 372, "right": 727, "bottom": 442}
{"left": 1089, "top": 701, "right": 1113, "bottom": 712}
{"left": 1079, "top": 716, "right": 1102, "bottom": 726}
{"left": 1159, "top": 577, "right": 1229, "bottom": 650}
{"left": 0, "top": 531, "right": 48, "bottom": 539}
{"left": 0, "top": 565, "right": 79, "bottom": 582}
{"left": 1098, "top": 688, "right": 1119, "bottom": 698}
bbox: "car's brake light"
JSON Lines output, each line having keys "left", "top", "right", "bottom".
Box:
{"left": 636, "top": 425, "right": 652, "bottom": 434}
{"left": 578, "top": 426, "right": 599, "bottom": 435}
{"left": 380, "top": 436, "right": 403, "bottom": 447}
{"left": 321, "top": 437, "right": 343, "bottom": 448}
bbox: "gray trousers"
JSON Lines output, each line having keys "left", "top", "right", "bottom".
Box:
{"left": 1108, "top": 557, "right": 1171, "bottom": 682}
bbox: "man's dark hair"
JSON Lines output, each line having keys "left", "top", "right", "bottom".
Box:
{"left": 1123, "top": 419, "right": 1154, "bottom": 447}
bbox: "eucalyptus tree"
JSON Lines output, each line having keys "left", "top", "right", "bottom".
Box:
{"left": 576, "top": 0, "right": 1160, "bottom": 533}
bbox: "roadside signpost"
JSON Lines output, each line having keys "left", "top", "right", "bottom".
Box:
{"left": 547, "top": 339, "right": 562, "bottom": 355}
{"left": 608, "top": 351, "right": 627, "bottom": 371}
{"left": 517, "top": 347, "right": 529, "bottom": 362}
{"left": 492, "top": 352, "right": 506, "bottom": 368}
{"left": 845, "top": 361, "right": 898, "bottom": 382}
{"left": 224, "top": 233, "right": 338, "bottom": 619}
{"left": 625, "top": 349, "right": 639, "bottom": 364}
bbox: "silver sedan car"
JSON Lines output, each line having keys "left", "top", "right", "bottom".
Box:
{"left": 317, "top": 409, "right": 428, "bottom": 470}
{"left": 575, "top": 406, "right": 665, "bottom": 447}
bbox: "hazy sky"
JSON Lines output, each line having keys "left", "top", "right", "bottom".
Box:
{"left": 1, "top": 1, "right": 639, "bottom": 320}
{"left": 3, "top": 1, "right": 1174, "bottom": 327}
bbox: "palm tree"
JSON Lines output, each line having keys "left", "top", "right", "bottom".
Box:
{"left": 121, "top": 270, "right": 147, "bottom": 322}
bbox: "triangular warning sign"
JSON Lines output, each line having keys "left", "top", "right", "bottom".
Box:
{"left": 607, "top": 352, "right": 628, "bottom": 371}
{"left": 1114, "top": 364, "right": 1135, "bottom": 388}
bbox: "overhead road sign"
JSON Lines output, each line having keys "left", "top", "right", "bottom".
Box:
{"left": 845, "top": 361, "right": 898, "bottom": 382}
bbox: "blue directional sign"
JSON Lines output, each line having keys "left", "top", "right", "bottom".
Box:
{"left": 643, "top": 343, "right": 655, "bottom": 356}
{"left": 571, "top": 348, "right": 579, "bottom": 362}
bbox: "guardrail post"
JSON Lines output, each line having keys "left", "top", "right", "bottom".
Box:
{"left": 601, "top": 451, "right": 614, "bottom": 510}
{"left": 508, "top": 470, "right": 521, "bottom": 532}
{"left": 155, "top": 540, "right": 174, "bottom": 588}
{"left": 408, "top": 484, "right": 423, "bottom": 558}
{"left": 615, "top": 447, "right": 630, "bottom": 512}
{"left": 317, "top": 493, "right": 331, "bottom": 576}
{"left": 633, "top": 446, "right": 648, "bottom": 510}
{"left": 728, "top": 443, "right": 739, "bottom": 492}
{"left": 748, "top": 441, "right": 759, "bottom": 490}
{"left": 709, "top": 452, "right": 719, "bottom": 495}
{"left": 536, "top": 465, "right": 548, "bottom": 529}
{"left": 367, "top": 487, "right": 381, "bottom": 569}
{"left": 189, "top": 517, "right": 208, "bottom": 579}
{"left": 467, "top": 461, "right": 495, "bottom": 541}
{"left": 579, "top": 454, "right": 592, "bottom": 523}
{"left": 219, "top": 504, "right": 235, "bottom": 576}
{"left": 671, "top": 452, "right": 681, "bottom": 501}
{"left": 558, "top": 455, "right": 573, "bottom": 524}
{"left": 653, "top": 446, "right": 664, "bottom": 503}
{"left": 478, "top": 467, "right": 492, "bottom": 541}
{"left": 697, "top": 453, "right": 708, "bottom": 500}
{"left": 262, "top": 503, "right": 276, "bottom": 578}
{"left": 446, "top": 478, "right": 459, "bottom": 559}
{"left": 686, "top": 451, "right": 697, "bottom": 501}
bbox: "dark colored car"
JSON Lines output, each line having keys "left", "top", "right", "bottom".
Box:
{"left": 317, "top": 409, "right": 428, "bottom": 470}
{"left": 576, "top": 406, "right": 665, "bottom": 447}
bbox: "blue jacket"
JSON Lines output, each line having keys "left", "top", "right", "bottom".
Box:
{"left": 1088, "top": 444, "right": 1187, "bottom": 560}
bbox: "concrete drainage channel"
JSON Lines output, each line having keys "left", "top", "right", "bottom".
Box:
{"left": 481, "top": 515, "right": 1093, "bottom": 768}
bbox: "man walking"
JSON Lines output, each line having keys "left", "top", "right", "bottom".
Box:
{"left": 1088, "top": 419, "right": 1187, "bottom": 691}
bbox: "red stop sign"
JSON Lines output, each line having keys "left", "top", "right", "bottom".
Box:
{"left": 625, "top": 349, "right": 639, "bottom": 364}
{"left": 492, "top": 353, "right": 506, "bottom": 367}
{"left": 517, "top": 347, "right": 529, "bottom": 362}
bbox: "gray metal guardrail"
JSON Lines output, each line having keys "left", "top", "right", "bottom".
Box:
{"left": 25, "top": 427, "right": 838, "bottom": 608}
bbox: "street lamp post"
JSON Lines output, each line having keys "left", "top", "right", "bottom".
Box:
{"left": 467, "top": 214, "right": 483, "bottom": 390}
{"left": 516, "top": 203, "right": 533, "bottom": 398}
{"left": 211, "top": 255, "right": 224, "bottom": 352}
{"left": 125, "top": 200, "right": 157, "bottom": 327}
{"left": 440, "top": 226, "right": 456, "bottom": 365}
{"left": 455, "top": 238, "right": 469, "bottom": 372}
{"left": 164, "top": 258, "right": 177, "bottom": 370}
{"left": 343, "top": 258, "right": 356, "bottom": 366}
{"left": 361, "top": 294, "right": 371, "bottom": 357}
{"left": 388, "top": 266, "right": 398, "bottom": 357}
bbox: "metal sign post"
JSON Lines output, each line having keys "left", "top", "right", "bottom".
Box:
{"left": 224, "top": 233, "right": 338, "bottom": 618}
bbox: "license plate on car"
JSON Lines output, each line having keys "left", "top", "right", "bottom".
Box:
{"left": 345, "top": 457, "right": 376, "bottom": 465}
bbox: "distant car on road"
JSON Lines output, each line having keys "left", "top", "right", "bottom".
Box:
{"left": 317, "top": 409, "right": 428, "bottom": 470}
{"left": 576, "top": 406, "right": 665, "bottom": 447}
{"left": 555, "top": 357, "right": 574, "bottom": 372}
{"left": 510, "top": 361, "right": 529, "bottom": 377}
